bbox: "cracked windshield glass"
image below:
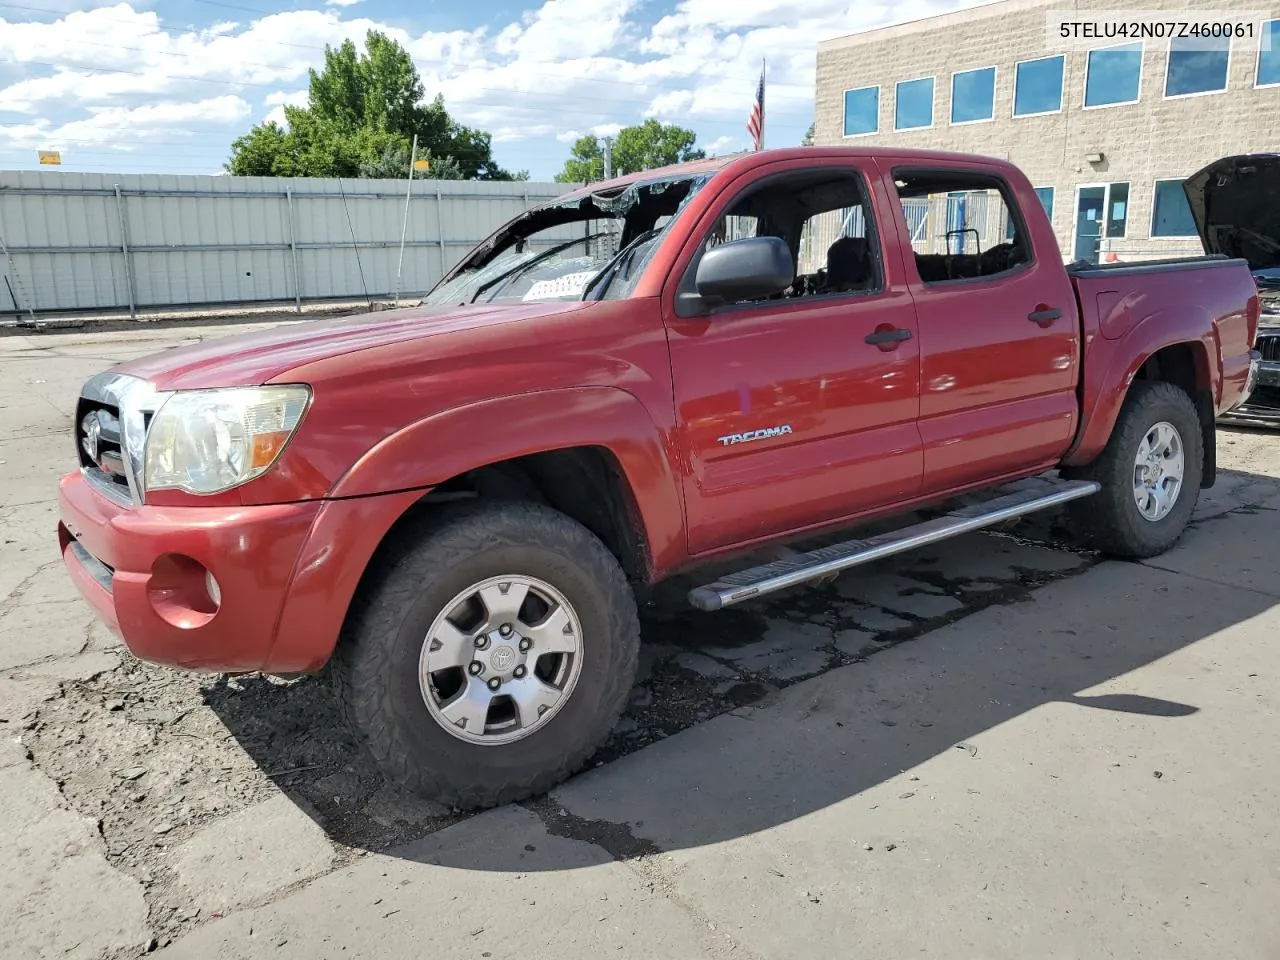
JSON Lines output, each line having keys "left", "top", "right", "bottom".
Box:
{"left": 423, "top": 174, "right": 709, "bottom": 305}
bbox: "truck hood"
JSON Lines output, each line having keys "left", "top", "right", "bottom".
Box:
{"left": 112, "top": 300, "right": 588, "bottom": 391}
{"left": 1184, "top": 154, "right": 1280, "bottom": 276}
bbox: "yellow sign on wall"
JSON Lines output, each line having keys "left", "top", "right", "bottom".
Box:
{"left": 38, "top": 150, "right": 62, "bottom": 165}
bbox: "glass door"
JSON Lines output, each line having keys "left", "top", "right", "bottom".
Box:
{"left": 1073, "top": 182, "right": 1129, "bottom": 263}
{"left": 1074, "top": 186, "right": 1105, "bottom": 262}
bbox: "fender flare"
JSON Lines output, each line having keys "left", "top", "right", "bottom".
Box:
{"left": 328, "top": 385, "right": 687, "bottom": 574}
{"left": 1064, "top": 307, "right": 1218, "bottom": 468}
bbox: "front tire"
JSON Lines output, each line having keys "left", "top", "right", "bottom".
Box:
{"left": 333, "top": 501, "right": 640, "bottom": 810}
{"left": 1065, "top": 380, "right": 1202, "bottom": 558}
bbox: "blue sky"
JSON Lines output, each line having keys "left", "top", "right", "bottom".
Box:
{"left": 0, "top": 0, "right": 977, "bottom": 181}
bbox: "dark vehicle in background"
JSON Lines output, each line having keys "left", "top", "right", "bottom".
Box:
{"left": 1186, "top": 154, "right": 1280, "bottom": 428}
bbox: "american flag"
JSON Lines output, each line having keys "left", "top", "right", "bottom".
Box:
{"left": 747, "top": 60, "right": 765, "bottom": 151}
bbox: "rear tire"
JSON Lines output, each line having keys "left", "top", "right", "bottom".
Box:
{"left": 1065, "top": 380, "right": 1202, "bottom": 558}
{"left": 332, "top": 501, "right": 640, "bottom": 810}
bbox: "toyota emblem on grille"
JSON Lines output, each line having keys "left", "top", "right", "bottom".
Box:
{"left": 80, "top": 410, "right": 102, "bottom": 463}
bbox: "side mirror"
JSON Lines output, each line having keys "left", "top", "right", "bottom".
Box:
{"left": 693, "top": 236, "right": 794, "bottom": 306}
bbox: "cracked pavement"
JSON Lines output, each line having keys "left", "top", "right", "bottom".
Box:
{"left": 1, "top": 320, "right": 1278, "bottom": 959}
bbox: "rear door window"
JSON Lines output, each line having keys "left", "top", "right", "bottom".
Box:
{"left": 895, "top": 171, "right": 1032, "bottom": 284}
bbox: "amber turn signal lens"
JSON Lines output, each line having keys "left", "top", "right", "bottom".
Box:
{"left": 250, "top": 431, "right": 290, "bottom": 469}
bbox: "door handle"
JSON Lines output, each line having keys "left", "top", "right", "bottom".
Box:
{"left": 865, "top": 328, "right": 913, "bottom": 346}
{"left": 1028, "top": 307, "right": 1062, "bottom": 326}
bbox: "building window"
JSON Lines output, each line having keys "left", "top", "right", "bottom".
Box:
{"left": 950, "top": 66, "right": 996, "bottom": 124}
{"left": 1165, "top": 37, "right": 1229, "bottom": 97}
{"left": 1151, "top": 179, "right": 1199, "bottom": 237}
{"left": 1259, "top": 19, "right": 1280, "bottom": 87}
{"left": 1084, "top": 41, "right": 1143, "bottom": 107}
{"left": 1013, "top": 56, "right": 1064, "bottom": 116}
{"left": 895, "top": 77, "right": 934, "bottom": 130}
{"left": 843, "top": 86, "right": 879, "bottom": 136}
{"left": 1007, "top": 186, "right": 1054, "bottom": 240}
{"left": 1105, "top": 182, "right": 1129, "bottom": 238}
{"left": 1034, "top": 186, "right": 1055, "bottom": 219}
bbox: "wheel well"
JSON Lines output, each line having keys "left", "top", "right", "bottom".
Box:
{"left": 1133, "top": 342, "right": 1216, "bottom": 488}
{"left": 407, "top": 447, "right": 652, "bottom": 582}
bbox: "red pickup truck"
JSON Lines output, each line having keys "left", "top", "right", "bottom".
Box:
{"left": 58, "top": 147, "right": 1262, "bottom": 809}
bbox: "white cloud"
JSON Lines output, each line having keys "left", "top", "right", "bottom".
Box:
{"left": 0, "top": 95, "right": 251, "bottom": 149}
{"left": 705, "top": 134, "right": 736, "bottom": 153}
{"left": 0, "top": 0, "right": 988, "bottom": 171}
{"left": 644, "top": 89, "right": 694, "bottom": 119}
{"left": 265, "top": 89, "right": 308, "bottom": 108}
{"left": 261, "top": 87, "right": 309, "bottom": 125}
{"left": 497, "top": 0, "right": 640, "bottom": 62}
{"left": 0, "top": 70, "right": 160, "bottom": 113}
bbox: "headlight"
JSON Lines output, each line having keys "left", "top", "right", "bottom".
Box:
{"left": 143, "top": 385, "right": 311, "bottom": 495}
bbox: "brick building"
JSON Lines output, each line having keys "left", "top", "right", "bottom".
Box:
{"left": 814, "top": 0, "right": 1280, "bottom": 262}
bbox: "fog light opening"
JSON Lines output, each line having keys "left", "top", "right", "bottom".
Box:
{"left": 148, "top": 553, "right": 220, "bottom": 629}
{"left": 205, "top": 570, "right": 222, "bottom": 608}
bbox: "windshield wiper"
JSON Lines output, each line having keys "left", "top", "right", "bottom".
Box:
{"left": 583, "top": 228, "right": 662, "bottom": 300}
{"left": 471, "top": 232, "right": 609, "bottom": 303}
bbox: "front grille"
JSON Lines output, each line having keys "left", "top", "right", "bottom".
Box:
{"left": 1252, "top": 385, "right": 1280, "bottom": 407}
{"left": 1257, "top": 333, "right": 1280, "bottom": 364}
{"left": 76, "top": 397, "right": 133, "bottom": 502}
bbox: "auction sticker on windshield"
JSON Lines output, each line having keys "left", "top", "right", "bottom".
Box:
{"left": 522, "top": 270, "right": 599, "bottom": 301}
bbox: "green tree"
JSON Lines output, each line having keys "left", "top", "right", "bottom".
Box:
{"left": 801, "top": 122, "right": 815, "bottom": 146}
{"left": 555, "top": 134, "right": 606, "bottom": 183}
{"left": 614, "top": 119, "right": 704, "bottom": 174}
{"left": 555, "top": 120, "right": 705, "bottom": 183}
{"left": 226, "top": 121, "right": 299, "bottom": 176}
{"left": 225, "top": 30, "right": 520, "bottom": 181}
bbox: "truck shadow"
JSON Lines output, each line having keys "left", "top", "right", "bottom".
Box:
{"left": 204, "top": 466, "right": 1278, "bottom": 870}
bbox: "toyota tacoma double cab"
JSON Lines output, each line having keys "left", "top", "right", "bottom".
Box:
{"left": 58, "top": 147, "right": 1263, "bottom": 809}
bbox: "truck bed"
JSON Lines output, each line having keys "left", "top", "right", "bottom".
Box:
{"left": 1065, "top": 253, "right": 1234, "bottom": 277}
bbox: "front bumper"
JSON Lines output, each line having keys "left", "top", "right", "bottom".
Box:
{"left": 59, "top": 469, "right": 427, "bottom": 674}
{"left": 58, "top": 469, "right": 323, "bottom": 672}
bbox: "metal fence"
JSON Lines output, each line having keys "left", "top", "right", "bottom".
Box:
{"left": 0, "top": 171, "right": 576, "bottom": 318}
{"left": 902, "top": 191, "right": 1012, "bottom": 255}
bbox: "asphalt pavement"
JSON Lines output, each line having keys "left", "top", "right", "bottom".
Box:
{"left": 1, "top": 321, "right": 1277, "bottom": 960}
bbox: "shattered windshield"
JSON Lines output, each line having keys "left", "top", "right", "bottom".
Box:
{"left": 423, "top": 172, "right": 711, "bottom": 306}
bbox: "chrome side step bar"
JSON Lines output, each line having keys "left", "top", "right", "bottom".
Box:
{"left": 687, "top": 476, "right": 1100, "bottom": 612}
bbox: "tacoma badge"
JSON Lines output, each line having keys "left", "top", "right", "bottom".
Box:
{"left": 716, "top": 425, "right": 793, "bottom": 446}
